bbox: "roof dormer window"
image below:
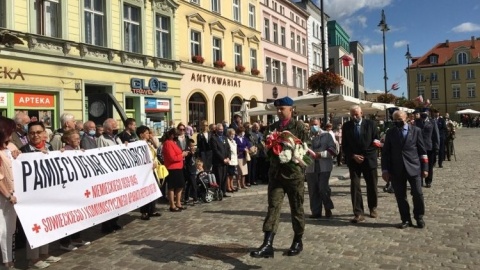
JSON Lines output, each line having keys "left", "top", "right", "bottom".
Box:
{"left": 429, "top": 55, "right": 438, "bottom": 64}
{"left": 457, "top": 52, "right": 468, "bottom": 64}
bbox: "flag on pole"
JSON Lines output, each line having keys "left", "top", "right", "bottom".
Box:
{"left": 390, "top": 83, "right": 400, "bottom": 91}
{"left": 341, "top": 54, "right": 354, "bottom": 67}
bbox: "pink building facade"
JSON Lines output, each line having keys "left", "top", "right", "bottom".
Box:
{"left": 260, "top": 0, "right": 309, "bottom": 123}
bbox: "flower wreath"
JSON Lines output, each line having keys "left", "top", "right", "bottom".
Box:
{"left": 265, "top": 130, "right": 313, "bottom": 167}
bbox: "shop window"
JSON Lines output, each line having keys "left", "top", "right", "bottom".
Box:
{"left": 230, "top": 97, "right": 242, "bottom": 120}
{"left": 188, "top": 93, "right": 207, "bottom": 130}
{"left": 123, "top": 3, "right": 142, "bottom": 53}
{"left": 155, "top": 14, "right": 171, "bottom": 59}
{"left": 37, "top": 0, "right": 62, "bottom": 38}
{"left": 85, "top": 0, "right": 106, "bottom": 46}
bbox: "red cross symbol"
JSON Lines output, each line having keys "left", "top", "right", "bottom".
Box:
{"left": 32, "top": 224, "right": 41, "bottom": 233}
{"left": 84, "top": 189, "right": 91, "bottom": 198}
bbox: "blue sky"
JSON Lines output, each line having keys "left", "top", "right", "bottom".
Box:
{"left": 316, "top": 0, "right": 480, "bottom": 98}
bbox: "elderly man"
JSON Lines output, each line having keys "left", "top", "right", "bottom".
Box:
{"left": 306, "top": 117, "right": 337, "bottom": 219}
{"left": 382, "top": 110, "right": 427, "bottom": 229}
{"left": 11, "top": 112, "right": 30, "bottom": 149}
{"left": 209, "top": 123, "right": 231, "bottom": 197}
{"left": 80, "top": 121, "right": 98, "bottom": 150}
{"left": 50, "top": 113, "right": 76, "bottom": 150}
{"left": 96, "top": 118, "right": 122, "bottom": 233}
{"left": 342, "top": 105, "right": 380, "bottom": 223}
{"left": 250, "top": 96, "right": 308, "bottom": 258}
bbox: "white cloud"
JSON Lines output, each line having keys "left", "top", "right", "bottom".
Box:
{"left": 363, "top": 44, "right": 384, "bottom": 54}
{"left": 451, "top": 22, "right": 480, "bottom": 33}
{"left": 393, "top": 40, "right": 408, "bottom": 48}
{"left": 320, "top": 0, "right": 393, "bottom": 19}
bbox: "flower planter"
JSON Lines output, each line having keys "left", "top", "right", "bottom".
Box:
{"left": 235, "top": 65, "right": 245, "bottom": 73}
{"left": 191, "top": 55, "right": 204, "bottom": 64}
{"left": 251, "top": 68, "right": 260, "bottom": 76}
{"left": 214, "top": 60, "right": 226, "bottom": 68}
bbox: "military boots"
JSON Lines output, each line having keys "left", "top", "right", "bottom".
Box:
{"left": 287, "top": 234, "right": 303, "bottom": 256}
{"left": 250, "top": 231, "right": 275, "bottom": 258}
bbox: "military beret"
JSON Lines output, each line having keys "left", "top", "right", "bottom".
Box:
{"left": 273, "top": 96, "right": 294, "bottom": 107}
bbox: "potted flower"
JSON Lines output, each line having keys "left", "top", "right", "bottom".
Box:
{"left": 191, "top": 55, "right": 204, "bottom": 64}
{"left": 307, "top": 71, "right": 343, "bottom": 93}
{"left": 251, "top": 68, "right": 260, "bottom": 76}
{"left": 235, "top": 64, "right": 245, "bottom": 73}
{"left": 214, "top": 60, "right": 226, "bottom": 68}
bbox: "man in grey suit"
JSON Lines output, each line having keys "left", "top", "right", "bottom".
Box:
{"left": 382, "top": 110, "right": 428, "bottom": 229}
{"left": 306, "top": 117, "right": 337, "bottom": 219}
{"left": 414, "top": 108, "right": 439, "bottom": 188}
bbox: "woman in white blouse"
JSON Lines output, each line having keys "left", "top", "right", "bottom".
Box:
{"left": 226, "top": 128, "right": 238, "bottom": 193}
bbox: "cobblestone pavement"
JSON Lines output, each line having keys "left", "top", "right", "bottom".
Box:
{"left": 12, "top": 128, "right": 480, "bottom": 270}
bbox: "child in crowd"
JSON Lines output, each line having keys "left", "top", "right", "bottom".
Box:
{"left": 196, "top": 160, "right": 219, "bottom": 188}
{"left": 184, "top": 139, "right": 199, "bottom": 204}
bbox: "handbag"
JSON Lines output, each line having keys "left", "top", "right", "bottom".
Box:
{"left": 245, "top": 151, "right": 251, "bottom": 162}
{"left": 155, "top": 163, "right": 169, "bottom": 181}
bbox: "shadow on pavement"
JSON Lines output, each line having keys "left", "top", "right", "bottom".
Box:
{"left": 122, "top": 240, "right": 261, "bottom": 269}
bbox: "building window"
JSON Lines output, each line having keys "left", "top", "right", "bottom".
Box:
{"left": 312, "top": 22, "right": 316, "bottom": 38}
{"left": 290, "top": 32, "right": 294, "bottom": 50}
{"left": 188, "top": 93, "right": 206, "bottom": 129}
{"left": 467, "top": 69, "right": 475, "bottom": 79}
{"left": 123, "top": 4, "right": 141, "bottom": 53}
{"left": 279, "top": 5, "right": 284, "bottom": 15}
{"left": 155, "top": 14, "right": 171, "bottom": 59}
{"left": 234, "top": 43, "right": 242, "bottom": 65}
{"left": 272, "top": 60, "right": 280, "bottom": 83}
{"left": 273, "top": 23, "right": 278, "bottom": 44}
{"left": 265, "top": 57, "right": 271, "bottom": 82}
{"left": 302, "top": 38, "right": 306, "bottom": 55}
{"left": 452, "top": 85, "right": 460, "bottom": 98}
{"left": 431, "top": 88, "right": 439, "bottom": 99}
{"left": 296, "top": 35, "right": 300, "bottom": 53}
{"left": 230, "top": 97, "right": 242, "bottom": 119}
{"left": 0, "top": 0, "right": 6, "bottom": 28}
{"left": 280, "top": 26, "right": 285, "bottom": 47}
{"left": 37, "top": 0, "right": 61, "bottom": 37}
{"left": 264, "top": 19, "right": 270, "bottom": 40}
{"left": 468, "top": 85, "right": 476, "bottom": 98}
{"left": 85, "top": 0, "right": 106, "bottom": 46}
{"left": 212, "top": 37, "right": 222, "bottom": 62}
{"left": 417, "top": 88, "right": 425, "bottom": 98}
{"left": 416, "top": 73, "right": 424, "bottom": 82}
{"left": 233, "top": 0, "right": 240, "bottom": 22}
{"left": 191, "top": 30, "right": 202, "bottom": 56}
{"left": 429, "top": 55, "right": 438, "bottom": 64}
{"left": 248, "top": 4, "right": 255, "bottom": 28}
{"left": 429, "top": 72, "right": 438, "bottom": 83}
{"left": 250, "top": 49, "right": 257, "bottom": 69}
{"left": 457, "top": 52, "right": 468, "bottom": 64}
{"left": 281, "top": 62, "right": 287, "bottom": 84}
{"left": 211, "top": 0, "right": 220, "bottom": 13}
{"left": 191, "top": 0, "right": 200, "bottom": 4}
{"left": 452, "top": 70, "right": 460, "bottom": 80}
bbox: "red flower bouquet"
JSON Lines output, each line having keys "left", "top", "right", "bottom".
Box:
{"left": 265, "top": 130, "right": 312, "bottom": 167}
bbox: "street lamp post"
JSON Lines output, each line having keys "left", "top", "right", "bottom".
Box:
{"left": 405, "top": 44, "right": 412, "bottom": 100}
{"left": 378, "top": 10, "right": 389, "bottom": 119}
{"left": 320, "top": 0, "right": 328, "bottom": 125}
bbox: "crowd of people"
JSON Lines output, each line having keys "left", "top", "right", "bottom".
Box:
{"left": 0, "top": 101, "right": 459, "bottom": 267}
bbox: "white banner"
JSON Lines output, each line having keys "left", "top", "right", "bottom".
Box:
{"left": 13, "top": 141, "right": 162, "bottom": 248}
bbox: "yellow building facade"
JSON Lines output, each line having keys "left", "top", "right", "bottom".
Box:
{"left": 0, "top": 0, "right": 182, "bottom": 135}
{"left": 407, "top": 38, "right": 480, "bottom": 117}
{"left": 176, "top": 0, "right": 264, "bottom": 128}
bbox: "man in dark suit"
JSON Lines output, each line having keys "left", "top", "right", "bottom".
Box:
{"left": 382, "top": 110, "right": 428, "bottom": 229}
{"left": 414, "top": 108, "right": 439, "bottom": 188}
{"left": 209, "top": 123, "right": 231, "bottom": 197}
{"left": 342, "top": 105, "right": 380, "bottom": 223}
{"left": 432, "top": 110, "right": 447, "bottom": 168}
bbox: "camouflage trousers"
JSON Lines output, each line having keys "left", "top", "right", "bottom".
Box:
{"left": 262, "top": 173, "right": 305, "bottom": 235}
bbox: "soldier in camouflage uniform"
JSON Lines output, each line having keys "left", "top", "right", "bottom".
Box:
{"left": 250, "top": 96, "right": 308, "bottom": 258}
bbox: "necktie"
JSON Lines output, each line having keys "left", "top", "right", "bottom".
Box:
{"left": 354, "top": 124, "right": 360, "bottom": 139}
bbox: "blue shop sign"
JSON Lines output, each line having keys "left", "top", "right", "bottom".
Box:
{"left": 131, "top": 77, "right": 168, "bottom": 95}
